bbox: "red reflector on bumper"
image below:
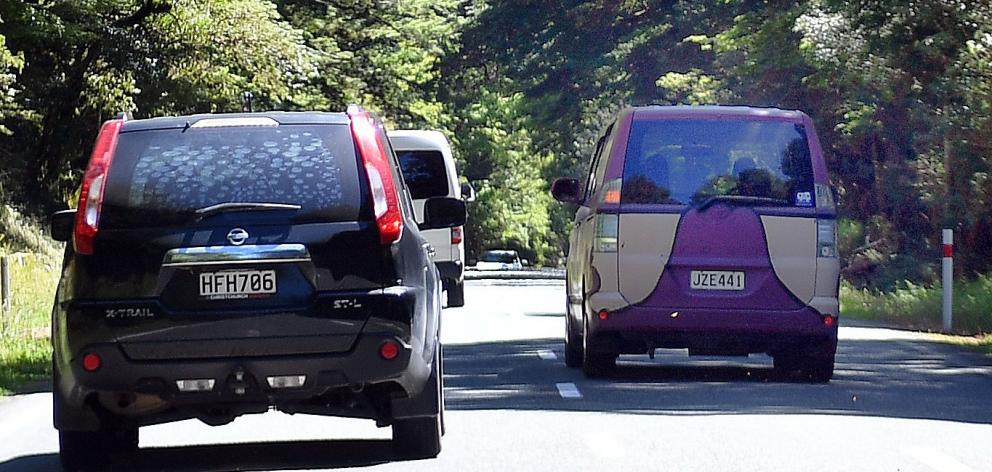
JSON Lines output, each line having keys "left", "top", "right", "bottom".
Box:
{"left": 82, "top": 353, "right": 102, "bottom": 372}
{"left": 598, "top": 310, "right": 609, "bottom": 321}
{"left": 379, "top": 341, "right": 400, "bottom": 360}
{"left": 823, "top": 316, "right": 836, "bottom": 327}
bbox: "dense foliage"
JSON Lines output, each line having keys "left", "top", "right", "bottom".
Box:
{"left": 0, "top": 0, "right": 990, "bottom": 283}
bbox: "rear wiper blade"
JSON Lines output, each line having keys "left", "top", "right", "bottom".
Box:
{"left": 194, "top": 202, "right": 302, "bottom": 220}
{"left": 696, "top": 195, "right": 791, "bottom": 211}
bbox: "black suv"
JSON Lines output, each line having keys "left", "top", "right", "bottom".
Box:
{"left": 49, "top": 108, "right": 465, "bottom": 470}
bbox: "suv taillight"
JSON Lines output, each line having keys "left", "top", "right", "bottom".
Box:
{"left": 451, "top": 226, "right": 463, "bottom": 244}
{"left": 74, "top": 119, "right": 124, "bottom": 255}
{"left": 348, "top": 106, "right": 403, "bottom": 245}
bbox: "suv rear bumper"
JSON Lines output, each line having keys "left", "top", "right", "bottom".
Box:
{"left": 68, "top": 332, "right": 426, "bottom": 398}
{"left": 56, "top": 330, "right": 436, "bottom": 430}
{"left": 54, "top": 286, "right": 440, "bottom": 431}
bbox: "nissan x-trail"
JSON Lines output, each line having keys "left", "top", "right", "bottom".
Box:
{"left": 49, "top": 108, "right": 465, "bottom": 470}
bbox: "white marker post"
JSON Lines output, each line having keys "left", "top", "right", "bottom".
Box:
{"left": 942, "top": 229, "right": 953, "bottom": 333}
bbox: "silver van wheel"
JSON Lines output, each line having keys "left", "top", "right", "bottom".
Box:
{"left": 564, "top": 300, "right": 583, "bottom": 368}
{"left": 581, "top": 313, "right": 616, "bottom": 378}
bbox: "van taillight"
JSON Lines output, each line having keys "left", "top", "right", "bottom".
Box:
{"left": 74, "top": 119, "right": 124, "bottom": 255}
{"left": 348, "top": 106, "right": 403, "bottom": 245}
{"left": 817, "top": 219, "right": 837, "bottom": 258}
{"left": 594, "top": 213, "right": 619, "bottom": 253}
{"left": 451, "top": 226, "right": 463, "bottom": 244}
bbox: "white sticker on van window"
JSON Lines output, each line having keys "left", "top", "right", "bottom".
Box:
{"left": 795, "top": 191, "right": 813, "bottom": 207}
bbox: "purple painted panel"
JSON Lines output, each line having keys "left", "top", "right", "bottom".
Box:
{"left": 603, "top": 108, "right": 633, "bottom": 182}
{"left": 633, "top": 205, "right": 804, "bottom": 312}
{"left": 803, "top": 114, "right": 830, "bottom": 185}
{"left": 601, "top": 305, "right": 832, "bottom": 336}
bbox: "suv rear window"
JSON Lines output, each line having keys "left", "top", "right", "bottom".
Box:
{"left": 101, "top": 124, "right": 362, "bottom": 227}
{"left": 396, "top": 150, "right": 448, "bottom": 199}
{"left": 621, "top": 119, "right": 814, "bottom": 206}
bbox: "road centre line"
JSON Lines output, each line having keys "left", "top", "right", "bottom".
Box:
{"left": 556, "top": 382, "right": 582, "bottom": 399}
{"left": 537, "top": 349, "right": 557, "bottom": 360}
{"left": 906, "top": 447, "right": 977, "bottom": 472}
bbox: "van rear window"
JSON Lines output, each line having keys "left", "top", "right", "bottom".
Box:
{"left": 100, "top": 124, "right": 362, "bottom": 228}
{"left": 621, "top": 119, "right": 814, "bottom": 207}
{"left": 397, "top": 150, "right": 449, "bottom": 199}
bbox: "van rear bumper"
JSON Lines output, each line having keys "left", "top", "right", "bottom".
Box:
{"left": 591, "top": 305, "right": 837, "bottom": 355}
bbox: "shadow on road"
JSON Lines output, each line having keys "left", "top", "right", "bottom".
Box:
{"left": 443, "top": 333, "right": 992, "bottom": 424}
{"left": 0, "top": 439, "right": 413, "bottom": 472}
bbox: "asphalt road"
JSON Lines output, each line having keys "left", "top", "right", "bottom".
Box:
{"left": 2, "top": 279, "right": 992, "bottom": 471}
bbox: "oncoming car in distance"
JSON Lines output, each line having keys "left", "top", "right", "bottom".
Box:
{"left": 553, "top": 105, "right": 840, "bottom": 382}
{"left": 49, "top": 108, "right": 465, "bottom": 470}
{"left": 475, "top": 249, "right": 524, "bottom": 271}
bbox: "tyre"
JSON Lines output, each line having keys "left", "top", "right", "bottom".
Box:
{"left": 393, "top": 345, "right": 443, "bottom": 458}
{"left": 59, "top": 428, "right": 137, "bottom": 471}
{"left": 446, "top": 279, "right": 465, "bottom": 307}
{"left": 802, "top": 356, "right": 835, "bottom": 383}
{"left": 55, "top": 368, "right": 139, "bottom": 472}
{"left": 772, "top": 354, "right": 800, "bottom": 374}
{"left": 564, "top": 304, "right": 583, "bottom": 368}
{"left": 581, "top": 315, "right": 616, "bottom": 378}
{"left": 60, "top": 430, "right": 109, "bottom": 472}
{"left": 393, "top": 415, "right": 442, "bottom": 459}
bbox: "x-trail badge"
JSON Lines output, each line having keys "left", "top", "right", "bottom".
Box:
{"left": 227, "top": 228, "right": 249, "bottom": 246}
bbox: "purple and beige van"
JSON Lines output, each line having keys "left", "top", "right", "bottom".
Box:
{"left": 552, "top": 106, "right": 840, "bottom": 382}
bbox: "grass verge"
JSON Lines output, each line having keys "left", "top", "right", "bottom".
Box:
{"left": 0, "top": 252, "right": 58, "bottom": 394}
{"left": 1, "top": 204, "right": 61, "bottom": 394}
{"left": 841, "top": 276, "right": 992, "bottom": 335}
{"left": 926, "top": 333, "right": 992, "bottom": 357}
{"left": 0, "top": 337, "right": 50, "bottom": 395}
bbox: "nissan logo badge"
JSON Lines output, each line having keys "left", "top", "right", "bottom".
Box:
{"left": 227, "top": 228, "right": 249, "bottom": 246}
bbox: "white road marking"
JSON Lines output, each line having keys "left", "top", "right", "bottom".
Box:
{"left": 906, "top": 447, "right": 977, "bottom": 472}
{"left": 555, "top": 382, "right": 582, "bottom": 399}
{"left": 584, "top": 432, "right": 625, "bottom": 459}
{"left": 537, "top": 349, "right": 557, "bottom": 360}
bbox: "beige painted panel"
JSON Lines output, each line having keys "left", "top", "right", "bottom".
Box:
{"left": 618, "top": 214, "right": 681, "bottom": 305}
{"left": 810, "top": 296, "right": 839, "bottom": 317}
{"left": 813, "top": 257, "right": 840, "bottom": 317}
{"left": 591, "top": 253, "right": 619, "bottom": 294}
{"left": 760, "top": 216, "right": 816, "bottom": 304}
{"left": 588, "top": 292, "right": 630, "bottom": 313}
{"left": 815, "top": 257, "right": 841, "bottom": 297}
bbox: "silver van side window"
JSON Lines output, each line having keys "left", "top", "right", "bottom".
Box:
{"left": 584, "top": 122, "right": 616, "bottom": 203}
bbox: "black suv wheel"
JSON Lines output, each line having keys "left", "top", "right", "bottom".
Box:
{"left": 393, "top": 347, "right": 443, "bottom": 458}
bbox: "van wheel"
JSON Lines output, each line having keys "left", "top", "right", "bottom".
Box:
{"left": 446, "top": 279, "right": 465, "bottom": 307}
{"left": 802, "top": 356, "right": 835, "bottom": 383}
{"left": 772, "top": 354, "right": 801, "bottom": 374}
{"left": 564, "top": 304, "right": 583, "bottom": 368}
{"left": 581, "top": 316, "right": 616, "bottom": 378}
